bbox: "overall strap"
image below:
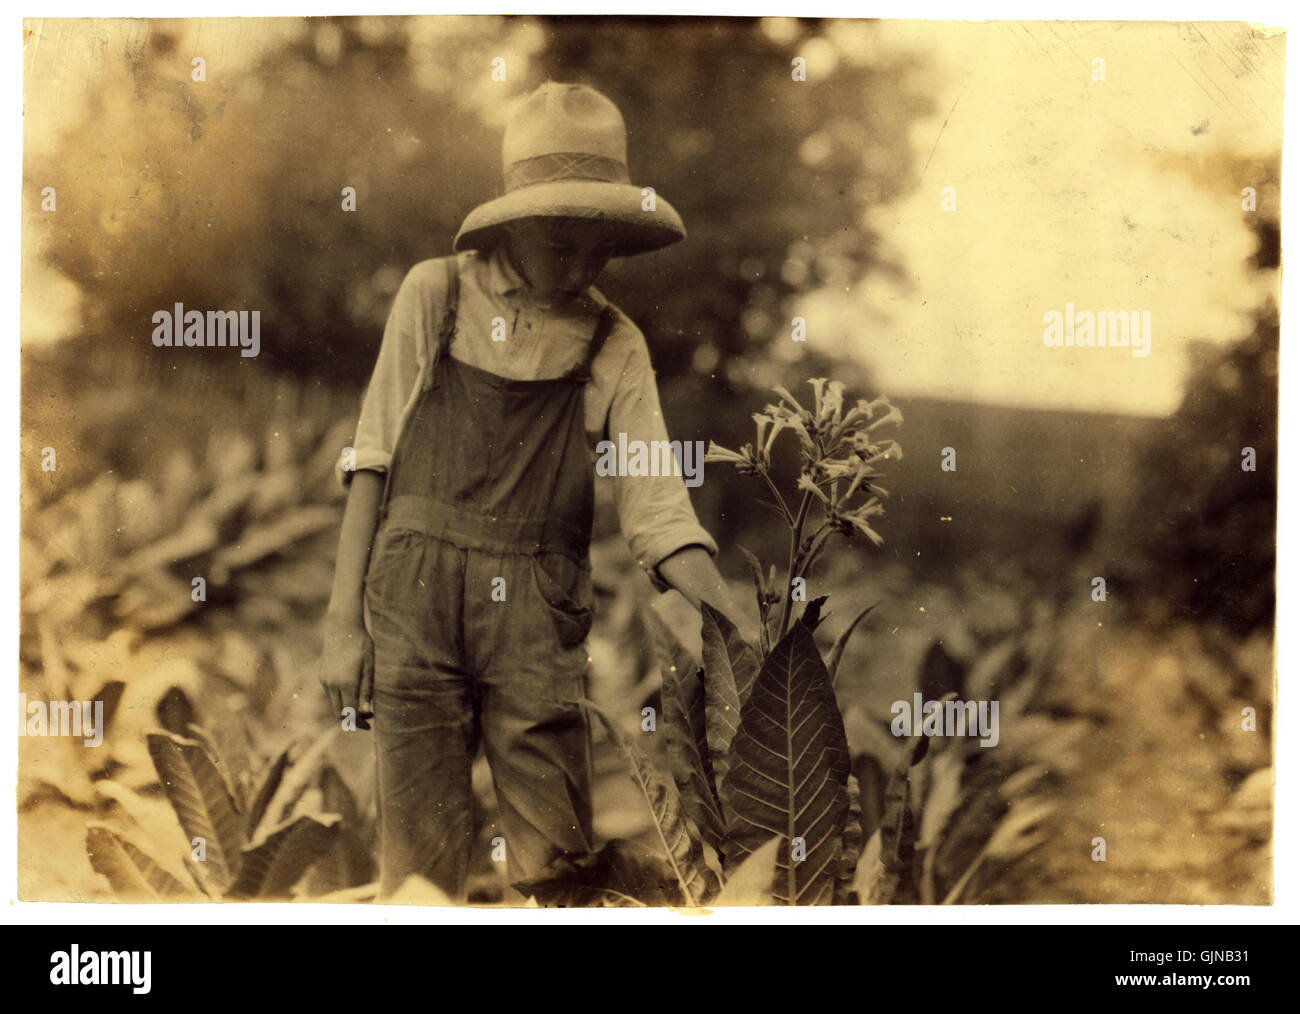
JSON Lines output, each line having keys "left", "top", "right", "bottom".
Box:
{"left": 422, "top": 254, "right": 461, "bottom": 393}
{"left": 575, "top": 305, "right": 619, "bottom": 446}
{"left": 571, "top": 305, "right": 618, "bottom": 382}
{"left": 385, "top": 255, "right": 461, "bottom": 520}
{"left": 437, "top": 255, "right": 461, "bottom": 356}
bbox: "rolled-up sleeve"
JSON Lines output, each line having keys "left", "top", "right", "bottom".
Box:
{"left": 605, "top": 323, "right": 719, "bottom": 592}
{"left": 336, "top": 260, "right": 441, "bottom": 489}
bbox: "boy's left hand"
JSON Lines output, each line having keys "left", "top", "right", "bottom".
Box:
{"left": 319, "top": 614, "right": 375, "bottom": 730}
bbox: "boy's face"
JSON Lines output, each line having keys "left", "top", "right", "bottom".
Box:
{"left": 503, "top": 218, "right": 615, "bottom": 304}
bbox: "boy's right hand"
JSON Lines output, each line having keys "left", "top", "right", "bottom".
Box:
{"left": 319, "top": 614, "right": 375, "bottom": 730}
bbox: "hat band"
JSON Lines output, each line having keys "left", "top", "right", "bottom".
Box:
{"left": 503, "top": 152, "right": 630, "bottom": 192}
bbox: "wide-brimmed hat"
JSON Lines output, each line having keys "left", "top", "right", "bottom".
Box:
{"left": 453, "top": 82, "right": 686, "bottom": 258}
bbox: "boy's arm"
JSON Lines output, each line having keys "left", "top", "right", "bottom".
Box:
{"left": 655, "top": 545, "right": 760, "bottom": 645}
{"left": 328, "top": 468, "right": 384, "bottom": 622}
{"left": 598, "top": 317, "right": 758, "bottom": 645}
{"left": 319, "top": 260, "right": 452, "bottom": 722}
{"left": 321, "top": 469, "right": 384, "bottom": 722}
{"left": 320, "top": 259, "right": 444, "bottom": 718}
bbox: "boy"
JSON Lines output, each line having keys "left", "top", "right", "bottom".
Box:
{"left": 322, "top": 82, "right": 754, "bottom": 902}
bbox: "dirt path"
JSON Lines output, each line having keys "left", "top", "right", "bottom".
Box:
{"left": 1008, "top": 622, "right": 1272, "bottom": 904}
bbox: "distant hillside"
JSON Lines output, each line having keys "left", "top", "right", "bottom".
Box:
{"left": 25, "top": 341, "right": 1163, "bottom": 590}
{"left": 675, "top": 389, "right": 1165, "bottom": 586}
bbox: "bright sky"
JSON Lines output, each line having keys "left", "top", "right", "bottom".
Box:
{"left": 807, "top": 20, "right": 1284, "bottom": 417}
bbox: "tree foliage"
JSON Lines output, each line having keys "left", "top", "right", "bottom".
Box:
{"left": 30, "top": 17, "right": 931, "bottom": 392}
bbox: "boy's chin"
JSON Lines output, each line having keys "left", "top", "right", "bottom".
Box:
{"left": 537, "top": 287, "right": 584, "bottom": 305}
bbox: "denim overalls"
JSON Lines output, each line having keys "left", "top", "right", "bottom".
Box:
{"left": 363, "top": 255, "right": 617, "bottom": 900}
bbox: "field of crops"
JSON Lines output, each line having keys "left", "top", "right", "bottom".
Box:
{"left": 18, "top": 344, "right": 1272, "bottom": 905}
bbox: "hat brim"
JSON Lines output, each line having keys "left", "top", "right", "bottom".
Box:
{"left": 453, "top": 180, "right": 686, "bottom": 258}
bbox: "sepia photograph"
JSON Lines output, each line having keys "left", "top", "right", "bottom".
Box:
{"left": 18, "top": 13, "right": 1280, "bottom": 911}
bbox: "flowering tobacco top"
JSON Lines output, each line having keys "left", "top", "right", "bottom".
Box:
{"left": 706, "top": 377, "right": 903, "bottom": 549}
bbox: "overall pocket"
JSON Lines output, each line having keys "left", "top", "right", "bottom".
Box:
{"left": 530, "top": 551, "right": 594, "bottom": 649}
{"left": 364, "top": 526, "right": 421, "bottom": 610}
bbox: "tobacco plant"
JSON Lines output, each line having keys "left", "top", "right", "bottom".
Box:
{"left": 531, "top": 379, "right": 904, "bottom": 906}
{"left": 84, "top": 722, "right": 372, "bottom": 901}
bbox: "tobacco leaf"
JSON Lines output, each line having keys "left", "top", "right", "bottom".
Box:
{"left": 261, "top": 728, "right": 340, "bottom": 828}
{"left": 700, "top": 601, "right": 761, "bottom": 790}
{"left": 660, "top": 656, "right": 725, "bottom": 853}
{"left": 873, "top": 726, "right": 935, "bottom": 904}
{"left": 825, "top": 601, "right": 878, "bottom": 687}
{"left": 919, "top": 640, "right": 965, "bottom": 703}
{"left": 154, "top": 686, "right": 196, "bottom": 738}
{"left": 853, "top": 829, "right": 885, "bottom": 904}
{"left": 245, "top": 746, "right": 291, "bottom": 839}
{"left": 146, "top": 731, "right": 246, "bottom": 890}
{"left": 834, "top": 772, "right": 865, "bottom": 904}
{"left": 89, "top": 679, "right": 126, "bottom": 731}
{"left": 855, "top": 751, "right": 887, "bottom": 836}
{"left": 209, "top": 505, "right": 338, "bottom": 580}
{"left": 918, "top": 748, "right": 967, "bottom": 904}
{"left": 641, "top": 607, "right": 725, "bottom": 849}
{"left": 298, "top": 764, "right": 375, "bottom": 896}
{"left": 587, "top": 702, "right": 719, "bottom": 906}
{"left": 714, "top": 836, "right": 781, "bottom": 906}
{"left": 183, "top": 722, "right": 247, "bottom": 813}
{"left": 92, "top": 779, "right": 195, "bottom": 885}
{"left": 86, "top": 823, "right": 194, "bottom": 900}
{"left": 720, "top": 622, "right": 851, "bottom": 904}
{"left": 942, "top": 799, "right": 1056, "bottom": 904}
{"left": 228, "top": 813, "right": 341, "bottom": 899}
{"left": 798, "top": 595, "right": 830, "bottom": 633}
{"left": 737, "top": 544, "right": 769, "bottom": 606}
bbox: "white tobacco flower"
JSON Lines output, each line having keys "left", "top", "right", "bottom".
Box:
{"left": 864, "top": 395, "right": 892, "bottom": 417}
{"left": 816, "top": 458, "right": 856, "bottom": 478}
{"left": 807, "top": 377, "right": 827, "bottom": 413}
{"left": 819, "top": 380, "right": 845, "bottom": 426}
{"left": 705, "top": 440, "right": 764, "bottom": 475}
{"left": 861, "top": 439, "right": 903, "bottom": 466}
{"left": 796, "top": 471, "right": 831, "bottom": 504}
{"left": 752, "top": 413, "right": 782, "bottom": 459}
{"left": 839, "top": 513, "right": 885, "bottom": 546}
{"left": 772, "top": 384, "right": 806, "bottom": 416}
{"left": 766, "top": 402, "right": 814, "bottom": 451}
{"left": 867, "top": 404, "right": 904, "bottom": 431}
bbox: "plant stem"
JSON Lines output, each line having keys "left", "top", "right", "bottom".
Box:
{"left": 777, "top": 491, "right": 813, "bottom": 637}
{"left": 800, "top": 523, "right": 834, "bottom": 579}
{"left": 760, "top": 471, "right": 795, "bottom": 527}
{"left": 941, "top": 845, "right": 989, "bottom": 905}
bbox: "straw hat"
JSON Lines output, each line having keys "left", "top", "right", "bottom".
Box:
{"left": 453, "top": 82, "right": 686, "bottom": 258}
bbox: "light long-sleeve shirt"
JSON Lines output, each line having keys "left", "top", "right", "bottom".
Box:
{"left": 341, "top": 244, "right": 718, "bottom": 592}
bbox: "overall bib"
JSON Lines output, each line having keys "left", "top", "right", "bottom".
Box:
{"left": 364, "top": 256, "right": 616, "bottom": 900}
